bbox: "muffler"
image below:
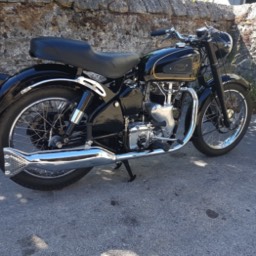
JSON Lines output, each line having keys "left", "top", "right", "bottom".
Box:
{"left": 4, "top": 146, "right": 169, "bottom": 177}
{"left": 3, "top": 143, "right": 187, "bottom": 178}
{"left": 4, "top": 141, "right": 184, "bottom": 177}
{"left": 4, "top": 147, "right": 117, "bottom": 177}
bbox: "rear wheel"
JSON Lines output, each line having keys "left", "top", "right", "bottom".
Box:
{"left": 0, "top": 86, "right": 92, "bottom": 190}
{"left": 193, "top": 83, "right": 252, "bottom": 156}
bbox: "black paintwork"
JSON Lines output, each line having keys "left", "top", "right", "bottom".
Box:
{"left": 91, "top": 101, "right": 124, "bottom": 135}
{"left": 0, "top": 73, "right": 9, "bottom": 86}
{"left": 139, "top": 46, "right": 200, "bottom": 81}
{"left": 119, "top": 87, "right": 143, "bottom": 116}
{"left": 89, "top": 85, "right": 143, "bottom": 135}
{"left": 208, "top": 73, "right": 250, "bottom": 90}
{"left": 0, "top": 64, "right": 79, "bottom": 115}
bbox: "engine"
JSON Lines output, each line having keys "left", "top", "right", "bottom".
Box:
{"left": 127, "top": 81, "right": 180, "bottom": 151}
{"left": 144, "top": 102, "right": 175, "bottom": 138}
{"left": 128, "top": 122, "right": 154, "bottom": 150}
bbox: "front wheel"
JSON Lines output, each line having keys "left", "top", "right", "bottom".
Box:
{"left": 192, "top": 83, "right": 252, "bottom": 156}
{"left": 0, "top": 86, "right": 92, "bottom": 190}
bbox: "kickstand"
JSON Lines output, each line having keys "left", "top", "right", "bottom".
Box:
{"left": 114, "top": 161, "right": 123, "bottom": 170}
{"left": 114, "top": 160, "right": 136, "bottom": 182}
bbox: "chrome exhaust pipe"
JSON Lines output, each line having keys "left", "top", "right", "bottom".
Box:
{"left": 3, "top": 146, "right": 175, "bottom": 178}
{"left": 4, "top": 146, "right": 170, "bottom": 177}
{"left": 4, "top": 87, "right": 198, "bottom": 178}
{"left": 4, "top": 147, "right": 117, "bottom": 177}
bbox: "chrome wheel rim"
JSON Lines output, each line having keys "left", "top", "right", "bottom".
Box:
{"left": 200, "top": 89, "right": 248, "bottom": 149}
{"left": 8, "top": 97, "right": 86, "bottom": 179}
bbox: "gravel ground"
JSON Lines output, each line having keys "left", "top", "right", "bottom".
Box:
{"left": 0, "top": 116, "right": 256, "bottom": 256}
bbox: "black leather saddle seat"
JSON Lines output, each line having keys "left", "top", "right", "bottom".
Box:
{"left": 30, "top": 37, "right": 140, "bottom": 79}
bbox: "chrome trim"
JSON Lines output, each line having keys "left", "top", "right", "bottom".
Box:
{"left": 178, "top": 87, "right": 198, "bottom": 145}
{"left": 4, "top": 147, "right": 116, "bottom": 177}
{"left": 201, "top": 89, "right": 248, "bottom": 150}
{"left": 153, "top": 136, "right": 177, "bottom": 141}
{"left": 166, "top": 82, "right": 173, "bottom": 105}
{"left": 20, "top": 76, "right": 106, "bottom": 97}
{"left": 4, "top": 87, "right": 198, "bottom": 177}
{"left": 70, "top": 109, "right": 84, "bottom": 124}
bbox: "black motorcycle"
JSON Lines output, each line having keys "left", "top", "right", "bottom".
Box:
{"left": 0, "top": 26, "right": 252, "bottom": 190}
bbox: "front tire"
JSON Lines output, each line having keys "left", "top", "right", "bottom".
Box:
{"left": 193, "top": 83, "right": 252, "bottom": 156}
{"left": 0, "top": 86, "right": 92, "bottom": 190}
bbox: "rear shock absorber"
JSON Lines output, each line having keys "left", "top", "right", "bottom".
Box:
{"left": 65, "top": 90, "right": 94, "bottom": 137}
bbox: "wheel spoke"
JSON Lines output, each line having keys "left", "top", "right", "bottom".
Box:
{"left": 200, "top": 89, "right": 247, "bottom": 149}
{"left": 9, "top": 96, "right": 87, "bottom": 179}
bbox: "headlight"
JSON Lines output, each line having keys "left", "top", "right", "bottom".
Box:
{"left": 213, "top": 32, "right": 233, "bottom": 60}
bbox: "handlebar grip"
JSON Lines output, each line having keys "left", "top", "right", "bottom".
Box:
{"left": 150, "top": 29, "right": 168, "bottom": 37}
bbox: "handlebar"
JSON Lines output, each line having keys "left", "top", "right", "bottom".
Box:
{"left": 150, "top": 26, "right": 222, "bottom": 44}
{"left": 150, "top": 29, "right": 169, "bottom": 37}
{"left": 151, "top": 27, "right": 186, "bottom": 41}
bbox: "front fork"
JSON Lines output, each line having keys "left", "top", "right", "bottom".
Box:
{"left": 205, "top": 41, "right": 230, "bottom": 128}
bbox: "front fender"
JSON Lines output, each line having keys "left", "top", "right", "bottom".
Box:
{"left": 198, "top": 73, "right": 251, "bottom": 111}
{"left": 207, "top": 73, "right": 251, "bottom": 90}
{"left": 0, "top": 64, "right": 78, "bottom": 115}
{"left": 185, "top": 73, "right": 251, "bottom": 134}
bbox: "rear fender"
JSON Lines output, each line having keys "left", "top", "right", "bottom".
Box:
{"left": 0, "top": 64, "right": 79, "bottom": 115}
{"left": 0, "top": 64, "right": 113, "bottom": 116}
{"left": 0, "top": 73, "right": 10, "bottom": 86}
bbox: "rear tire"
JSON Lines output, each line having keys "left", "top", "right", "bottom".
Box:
{"left": 0, "top": 86, "right": 92, "bottom": 190}
{"left": 193, "top": 83, "right": 252, "bottom": 156}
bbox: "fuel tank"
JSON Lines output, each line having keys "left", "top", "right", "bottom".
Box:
{"left": 139, "top": 46, "right": 201, "bottom": 81}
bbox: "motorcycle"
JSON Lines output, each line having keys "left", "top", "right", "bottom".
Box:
{"left": 0, "top": 26, "right": 252, "bottom": 190}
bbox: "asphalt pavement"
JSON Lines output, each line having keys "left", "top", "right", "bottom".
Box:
{"left": 0, "top": 116, "right": 256, "bottom": 256}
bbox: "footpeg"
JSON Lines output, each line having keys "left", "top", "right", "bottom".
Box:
{"left": 150, "top": 141, "right": 170, "bottom": 152}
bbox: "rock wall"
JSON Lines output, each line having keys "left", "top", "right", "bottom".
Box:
{"left": 232, "top": 4, "right": 256, "bottom": 85}
{"left": 0, "top": 0, "right": 254, "bottom": 89}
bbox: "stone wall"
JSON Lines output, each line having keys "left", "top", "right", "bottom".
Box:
{"left": 0, "top": 0, "right": 254, "bottom": 89}
{"left": 232, "top": 4, "right": 256, "bottom": 85}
